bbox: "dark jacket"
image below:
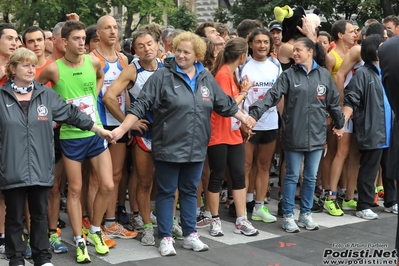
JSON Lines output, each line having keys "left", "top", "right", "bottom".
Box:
{"left": 249, "top": 63, "right": 344, "bottom": 152}
{"left": 0, "top": 80, "right": 94, "bottom": 190}
{"left": 379, "top": 37, "right": 399, "bottom": 180}
{"left": 127, "top": 58, "right": 239, "bottom": 163}
{"left": 344, "top": 64, "right": 390, "bottom": 150}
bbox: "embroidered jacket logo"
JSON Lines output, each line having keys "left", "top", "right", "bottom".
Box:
{"left": 37, "top": 104, "right": 49, "bottom": 120}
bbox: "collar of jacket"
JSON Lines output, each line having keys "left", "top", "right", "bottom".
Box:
{"left": 365, "top": 63, "right": 379, "bottom": 75}
{"left": 292, "top": 59, "right": 319, "bottom": 74}
{"left": 1, "top": 79, "right": 47, "bottom": 101}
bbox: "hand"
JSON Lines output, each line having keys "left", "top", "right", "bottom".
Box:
{"left": 131, "top": 119, "right": 150, "bottom": 134}
{"left": 111, "top": 127, "right": 125, "bottom": 143}
{"left": 241, "top": 74, "right": 254, "bottom": 92}
{"left": 332, "top": 127, "right": 344, "bottom": 139}
{"left": 66, "top": 13, "right": 80, "bottom": 21}
{"left": 240, "top": 125, "right": 256, "bottom": 143}
{"left": 97, "top": 128, "right": 114, "bottom": 143}
{"left": 297, "top": 16, "right": 317, "bottom": 43}
{"left": 243, "top": 115, "right": 256, "bottom": 129}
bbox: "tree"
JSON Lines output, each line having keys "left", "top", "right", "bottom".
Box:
{"left": 168, "top": 4, "right": 197, "bottom": 31}
{"left": 111, "top": 0, "right": 175, "bottom": 38}
{"left": 213, "top": 0, "right": 389, "bottom": 29}
{"left": 0, "top": 0, "right": 109, "bottom": 32}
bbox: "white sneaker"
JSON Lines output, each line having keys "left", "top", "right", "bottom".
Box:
{"left": 251, "top": 206, "right": 277, "bottom": 223}
{"left": 183, "top": 232, "right": 209, "bottom": 252}
{"left": 234, "top": 218, "right": 259, "bottom": 236}
{"left": 158, "top": 237, "right": 176, "bottom": 256}
{"left": 172, "top": 219, "right": 183, "bottom": 240}
{"left": 282, "top": 214, "right": 300, "bottom": 233}
{"left": 356, "top": 209, "right": 378, "bottom": 220}
{"left": 384, "top": 204, "right": 398, "bottom": 214}
{"left": 150, "top": 211, "right": 157, "bottom": 227}
{"left": 210, "top": 217, "right": 224, "bottom": 237}
{"left": 41, "top": 264, "right": 54, "bottom": 266}
{"left": 298, "top": 212, "right": 319, "bottom": 230}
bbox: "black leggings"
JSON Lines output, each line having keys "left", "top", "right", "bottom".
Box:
{"left": 207, "top": 143, "right": 246, "bottom": 193}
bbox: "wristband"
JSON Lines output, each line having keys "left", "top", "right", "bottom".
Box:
{"left": 239, "top": 91, "right": 248, "bottom": 99}
{"left": 94, "top": 126, "right": 100, "bottom": 135}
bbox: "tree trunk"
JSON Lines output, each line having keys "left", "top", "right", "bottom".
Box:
{"left": 380, "top": 0, "right": 394, "bottom": 17}
{"left": 124, "top": 12, "right": 134, "bottom": 38}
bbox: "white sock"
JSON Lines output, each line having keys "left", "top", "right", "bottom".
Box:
{"left": 246, "top": 193, "right": 254, "bottom": 203}
{"left": 196, "top": 207, "right": 201, "bottom": 216}
{"left": 203, "top": 210, "right": 211, "bottom": 218}
{"left": 236, "top": 216, "right": 245, "bottom": 224}
{"left": 90, "top": 225, "right": 101, "bottom": 234}
{"left": 74, "top": 235, "right": 84, "bottom": 246}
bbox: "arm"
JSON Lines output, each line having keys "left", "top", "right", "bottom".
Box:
{"left": 249, "top": 73, "right": 287, "bottom": 121}
{"left": 90, "top": 54, "right": 104, "bottom": 95}
{"left": 37, "top": 62, "right": 58, "bottom": 86}
{"left": 325, "top": 75, "right": 345, "bottom": 130}
{"left": 278, "top": 43, "right": 294, "bottom": 63}
{"left": 50, "top": 89, "right": 110, "bottom": 138}
{"left": 326, "top": 52, "right": 336, "bottom": 74}
{"left": 333, "top": 46, "right": 361, "bottom": 106}
{"left": 103, "top": 65, "right": 137, "bottom": 123}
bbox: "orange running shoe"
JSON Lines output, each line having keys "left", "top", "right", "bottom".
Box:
{"left": 102, "top": 222, "right": 138, "bottom": 239}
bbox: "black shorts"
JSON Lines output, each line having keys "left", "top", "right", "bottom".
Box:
{"left": 104, "top": 126, "right": 130, "bottom": 143}
{"left": 249, "top": 129, "right": 279, "bottom": 144}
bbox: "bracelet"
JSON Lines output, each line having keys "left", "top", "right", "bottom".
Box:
{"left": 239, "top": 91, "right": 248, "bottom": 98}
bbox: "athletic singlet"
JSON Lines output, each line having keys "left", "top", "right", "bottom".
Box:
{"left": 330, "top": 50, "right": 343, "bottom": 78}
{"left": 281, "top": 58, "right": 295, "bottom": 71}
{"left": 241, "top": 59, "right": 281, "bottom": 131}
{"left": 93, "top": 49, "right": 126, "bottom": 126}
{"left": 36, "top": 59, "right": 52, "bottom": 87}
{"left": 129, "top": 58, "right": 163, "bottom": 139}
{"left": 344, "top": 60, "right": 364, "bottom": 88}
{"left": 53, "top": 55, "right": 102, "bottom": 139}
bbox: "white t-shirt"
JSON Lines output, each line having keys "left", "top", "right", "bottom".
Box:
{"left": 241, "top": 58, "right": 281, "bottom": 130}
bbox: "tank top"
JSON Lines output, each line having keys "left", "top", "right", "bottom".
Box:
{"left": 129, "top": 58, "right": 163, "bottom": 139}
{"left": 330, "top": 50, "right": 343, "bottom": 78}
{"left": 35, "top": 59, "right": 53, "bottom": 87}
{"left": 93, "top": 49, "right": 126, "bottom": 126}
{"left": 53, "top": 55, "right": 102, "bottom": 139}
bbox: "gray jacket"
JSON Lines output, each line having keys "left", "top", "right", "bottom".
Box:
{"left": 0, "top": 80, "right": 94, "bottom": 190}
{"left": 344, "top": 64, "right": 390, "bottom": 150}
{"left": 249, "top": 64, "right": 345, "bottom": 152}
{"left": 127, "top": 59, "right": 239, "bottom": 163}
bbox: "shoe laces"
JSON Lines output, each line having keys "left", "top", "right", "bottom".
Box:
{"left": 163, "top": 236, "right": 175, "bottom": 245}
{"left": 332, "top": 200, "right": 341, "bottom": 210}
{"left": 95, "top": 231, "right": 106, "bottom": 246}
{"left": 77, "top": 241, "right": 86, "bottom": 253}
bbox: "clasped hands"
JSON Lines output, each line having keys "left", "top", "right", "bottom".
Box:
{"left": 332, "top": 126, "right": 344, "bottom": 139}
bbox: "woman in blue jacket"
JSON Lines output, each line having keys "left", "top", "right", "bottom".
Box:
{"left": 111, "top": 32, "right": 255, "bottom": 256}
{"left": 249, "top": 37, "right": 345, "bottom": 233}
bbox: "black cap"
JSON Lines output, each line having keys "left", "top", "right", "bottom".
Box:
{"left": 270, "top": 23, "right": 283, "bottom": 31}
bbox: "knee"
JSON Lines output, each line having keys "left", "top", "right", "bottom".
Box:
{"left": 138, "top": 176, "right": 153, "bottom": 192}
{"left": 100, "top": 182, "right": 114, "bottom": 194}
{"left": 68, "top": 184, "right": 82, "bottom": 198}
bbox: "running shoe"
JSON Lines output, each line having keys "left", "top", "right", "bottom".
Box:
{"left": 87, "top": 231, "right": 109, "bottom": 255}
{"left": 324, "top": 199, "right": 344, "bottom": 216}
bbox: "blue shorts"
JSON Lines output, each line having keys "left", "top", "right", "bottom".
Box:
{"left": 60, "top": 135, "right": 108, "bottom": 162}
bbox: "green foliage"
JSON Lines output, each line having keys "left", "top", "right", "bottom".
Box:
{"left": 213, "top": 0, "right": 385, "bottom": 29}
{"left": 167, "top": 4, "right": 197, "bottom": 31}
{"left": 112, "top": 0, "right": 175, "bottom": 37}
